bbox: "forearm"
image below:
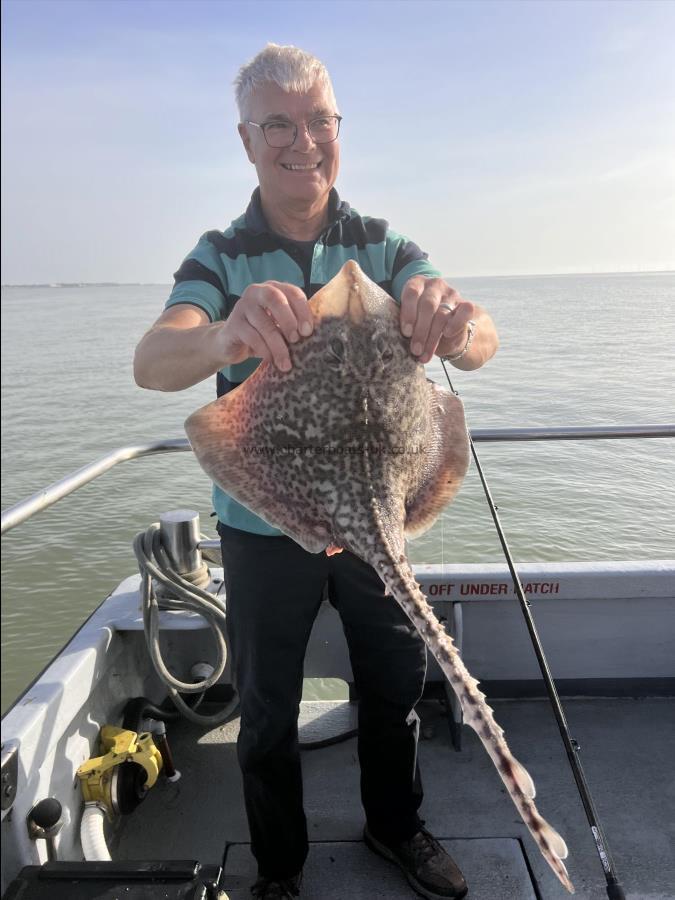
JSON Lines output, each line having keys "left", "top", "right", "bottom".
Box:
{"left": 133, "top": 322, "right": 228, "bottom": 392}
{"left": 437, "top": 304, "right": 499, "bottom": 371}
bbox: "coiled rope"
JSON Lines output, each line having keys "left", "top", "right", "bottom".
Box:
{"left": 132, "top": 523, "right": 239, "bottom": 726}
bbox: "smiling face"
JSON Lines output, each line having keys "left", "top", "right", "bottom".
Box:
{"left": 238, "top": 80, "right": 340, "bottom": 213}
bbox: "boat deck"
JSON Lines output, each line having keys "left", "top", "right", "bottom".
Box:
{"left": 114, "top": 695, "right": 675, "bottom": 899}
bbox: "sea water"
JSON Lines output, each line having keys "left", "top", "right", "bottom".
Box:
{"left": 2, "top": 273, "right": 674, "bottom": 711}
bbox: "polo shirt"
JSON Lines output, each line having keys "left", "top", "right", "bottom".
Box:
{"left": 165, "top": 186, "right": 442, "bottom": 536}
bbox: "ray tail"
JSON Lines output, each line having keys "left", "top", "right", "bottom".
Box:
{"left": 368, "top": 540, "right": 575, "bottom": 893}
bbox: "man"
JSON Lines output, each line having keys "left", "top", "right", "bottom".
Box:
{"left": 135, "top": 43, "right": 498, "bottom": 900}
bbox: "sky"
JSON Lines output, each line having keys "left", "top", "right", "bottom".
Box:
{"left": 1, "top": 0, "right": 674, "bottom": 282}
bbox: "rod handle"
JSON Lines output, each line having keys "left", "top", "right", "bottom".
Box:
{"left": 606, "top": 883, "right": 626, "bottom": 900}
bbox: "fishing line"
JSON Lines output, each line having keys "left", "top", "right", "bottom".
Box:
{"left": 439, "top": 357, "right": 627, "bottom": 900}
{"left": 440, "top": 489, "right": 447, "bottom": 567}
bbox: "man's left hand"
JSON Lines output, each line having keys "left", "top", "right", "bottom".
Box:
{"left": 400, "top": 276, "right": 475, "bottom": 364}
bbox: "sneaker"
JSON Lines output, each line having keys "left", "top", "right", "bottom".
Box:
{"left": 250, "top": 873, "right": 301, "bottom": 899}
{"left": 364, "top": 824, "right": 468, "bottom": 899}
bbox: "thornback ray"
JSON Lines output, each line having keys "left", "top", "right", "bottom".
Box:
{"left": 185, "top": 260, "right": 575, "bottom": 893}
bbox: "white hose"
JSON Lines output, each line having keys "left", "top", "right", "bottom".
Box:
{"left": 80, "top": 804, "right": 111, "bottom": 861}
{"left": 133, "top": 524, "right": 239, "bottom": 726}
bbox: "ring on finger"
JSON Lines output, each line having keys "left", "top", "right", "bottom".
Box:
{"left": 438, "top": 302, "right": 456, "bottom": 313}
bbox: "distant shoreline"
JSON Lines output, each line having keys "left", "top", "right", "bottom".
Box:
{"left": 2, "top": 270, "right": 674, "bottom": 288}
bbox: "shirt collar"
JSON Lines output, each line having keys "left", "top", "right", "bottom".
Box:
{"left": 245, "top": 186, "right": 351, "bottom": 237}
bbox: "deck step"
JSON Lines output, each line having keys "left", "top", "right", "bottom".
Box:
{"left": 221, "top": 837, "right": 538, "bottom": 899}
{"left": 298, "top": 700, "right": 358, "bottom": 746}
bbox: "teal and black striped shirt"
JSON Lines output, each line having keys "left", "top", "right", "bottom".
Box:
{"left": 165, "top": 186, "right": 442, "bottom": 536}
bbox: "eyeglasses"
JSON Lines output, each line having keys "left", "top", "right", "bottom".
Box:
{"left": 245, "top": 115, "right": 342, "bottom": 148}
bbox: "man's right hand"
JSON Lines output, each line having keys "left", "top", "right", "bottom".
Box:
{"left": 219, "top": 281, "right": 314, "bottom": 372}
{"left": 134, "top": 281, "right": 314, "bottom": 392}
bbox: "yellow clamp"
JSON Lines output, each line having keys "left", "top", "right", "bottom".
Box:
{"left": 77, "top": 725, "right": 163, "bottom": 815}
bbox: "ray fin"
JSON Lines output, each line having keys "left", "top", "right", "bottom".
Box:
{"left": 537, "top": 816, "right": 569, "bottom": 860}
{"left": 404, "top": 382, "right": 470, "bottom": 537}
{"left": 513, "top": 757, "right": 537, "bottom": 800}
{"left": 185, "top": 379, "right": 331, "bottom": 553}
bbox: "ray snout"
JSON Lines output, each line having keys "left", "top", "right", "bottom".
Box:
{"left": 310, "top": 260, "right": 369, "bottom": 324}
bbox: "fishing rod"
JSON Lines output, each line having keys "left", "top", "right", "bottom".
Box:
{"left": 440, "top": 358, "right": 627, "bottom": 900}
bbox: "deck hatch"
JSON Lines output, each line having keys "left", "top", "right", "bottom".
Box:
{"left": 221, "top": 838, "right": 538, "bottom": 898}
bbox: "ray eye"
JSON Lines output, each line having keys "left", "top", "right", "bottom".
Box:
{"left": 328, "top": 338, "right": 345, "bottom": 362}
{"left": 375, "top": 335, "right": 393, "bottom": 365}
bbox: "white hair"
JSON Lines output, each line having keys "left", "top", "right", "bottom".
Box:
{"left": 234, "top": 43, "right": 338, "bottom": 121}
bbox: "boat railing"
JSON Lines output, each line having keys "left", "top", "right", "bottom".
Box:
{"left": 2, "top": 425, "right": 674, "bottom": 536}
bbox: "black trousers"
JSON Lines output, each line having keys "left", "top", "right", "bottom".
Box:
{"left": 217, "top": 522, "right": 427, "bottom": 880}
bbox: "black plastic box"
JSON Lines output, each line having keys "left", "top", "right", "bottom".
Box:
{"left": 2, "top": 859, "right": 221, "bottom": 899}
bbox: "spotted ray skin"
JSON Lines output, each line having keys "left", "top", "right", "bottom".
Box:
{"left": 185, "top": 260, "right": 574, "bottom": 893}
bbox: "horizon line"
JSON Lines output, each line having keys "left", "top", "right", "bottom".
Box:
{"left": 3, "top": 269, "right": 674, "bottom": 288}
